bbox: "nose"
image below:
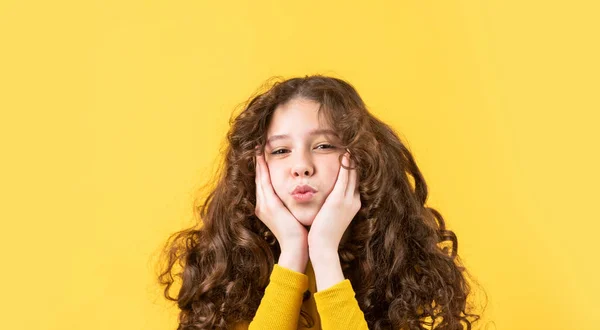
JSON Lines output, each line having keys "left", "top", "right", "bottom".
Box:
{"left": 291, "top": 151, "right": 314, "bottom": 177}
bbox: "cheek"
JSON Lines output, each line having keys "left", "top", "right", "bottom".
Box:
{"left": 322, "top": 162, "right": 342, "bottom": 193}
{"left": 267, "top": 164, "right": 287, "bottom": 196}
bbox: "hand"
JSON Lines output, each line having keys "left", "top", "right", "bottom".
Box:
{"left": 308, "top": 152, "right": 361, "bottom": 254}
{"left": 254, "top": 152, "right": 308, "bottom": 272}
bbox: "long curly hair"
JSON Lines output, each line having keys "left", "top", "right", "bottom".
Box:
{"left": 157, "top": 75, "right": 485, "bottom": 329}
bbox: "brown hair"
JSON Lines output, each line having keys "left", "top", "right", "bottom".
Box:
{"left": 157, "top": 75, "right": 485, "bottom": 329}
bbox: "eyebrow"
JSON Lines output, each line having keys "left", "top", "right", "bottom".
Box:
{"left": 266, "top": 129, "right": 338, "bottom": 144}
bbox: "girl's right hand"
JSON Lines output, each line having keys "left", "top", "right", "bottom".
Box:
{"left": 254, "top": 152, "right": 308, "bottom": 272}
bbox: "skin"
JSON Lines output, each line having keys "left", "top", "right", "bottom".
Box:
{"left": 254, "top": 98, "right": 361, "bottom": 291}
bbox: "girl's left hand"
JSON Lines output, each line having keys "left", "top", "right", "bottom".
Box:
{"left": 307, "top": 152, "right": 361, "bottom": 253}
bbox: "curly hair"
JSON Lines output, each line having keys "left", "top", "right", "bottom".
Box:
{"left": 157, "top": 75, "right": 485, "bottom": 329}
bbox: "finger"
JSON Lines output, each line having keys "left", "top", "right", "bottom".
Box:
{"left": 257, "top": 153, "right": 279, "bottom": 199}
{"left": 254, "top": 156, "right": 259, "bottom": 183}
{"left": 257, "top": 154, "right": 269, "bottom": 200}
{"left": 254, "top": 146, "right": 261, "bottom": 185}
{"left": 255, "top": 156, "right": 262, "bottom": 187}
{"left": 255, "top": 158, "right": 264, "bottom": 204}
{"left": 345, "top": 154, "right": 358, "bottom": 196}
{"left": 256, "top": 154, "right": 269, "bottom": 186}
{"left": 333, "top": 153, "right": 350, "bottom": 197}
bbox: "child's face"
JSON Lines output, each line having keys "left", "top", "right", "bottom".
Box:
{"left": 265, "top": 97, "right": 344, "bottom": 227}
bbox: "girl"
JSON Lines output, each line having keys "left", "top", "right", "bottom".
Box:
{"left": 158, "top": 75, "right": 483, "bottom": 329}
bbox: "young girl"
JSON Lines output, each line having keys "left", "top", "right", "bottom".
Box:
{"left": 158, "top": 75, "right": 483, "bottom": 330}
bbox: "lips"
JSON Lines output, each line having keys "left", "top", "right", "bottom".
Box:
{"left": 291, "top": 185, "right": 317, "bottom": 203}
{"left": 291, "top": 185, "right": 317, "bottom": 194}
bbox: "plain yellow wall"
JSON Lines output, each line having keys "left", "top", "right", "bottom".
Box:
{"left": 1, "top": 1, "right": 598, "bottom": 329}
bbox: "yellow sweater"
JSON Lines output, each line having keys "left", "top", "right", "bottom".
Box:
{"left": 233, "top": 261, "right": 369, "bottom": 330}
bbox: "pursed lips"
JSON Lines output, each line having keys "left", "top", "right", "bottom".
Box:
{"left": 290, "top": 184, "right": 317, "bottom": 195}
{"left": 290, "top": 184, "right": 318, "bottom": 202}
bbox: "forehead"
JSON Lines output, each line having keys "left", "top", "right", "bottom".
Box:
{"left": 267, "top": 98, "right": 330, "bottom": 135}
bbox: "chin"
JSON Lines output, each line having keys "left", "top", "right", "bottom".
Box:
{"left": 289, "top": 208, "right": 318, "bottom": 227}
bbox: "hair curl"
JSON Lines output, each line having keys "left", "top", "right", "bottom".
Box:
{"left": 157, "top": 75, "right": 486, "bottom": 329}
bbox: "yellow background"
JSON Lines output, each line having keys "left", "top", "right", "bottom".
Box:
{"left": 1, "top": 1, "right": 598, "bottom": 329}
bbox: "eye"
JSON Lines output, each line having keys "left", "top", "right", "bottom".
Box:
{"left": 315, "top": 144, "right": 336, "bottom": 150}
{"left": 270, "top": 148, "right": 289, "bottom": 155}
